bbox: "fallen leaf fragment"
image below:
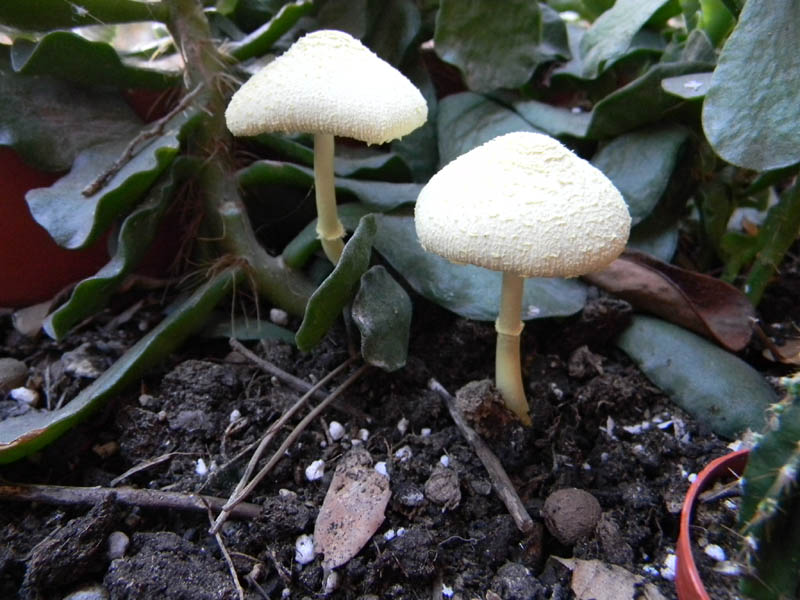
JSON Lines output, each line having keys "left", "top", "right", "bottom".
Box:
{"left": 314, "top": 447, "right": 391, "bottom": 570}
{"left": 555, "top": 557, "right": 667, "bottom": 600}
{"left": 585, "top": 249, "right": 754, "bottom": 351}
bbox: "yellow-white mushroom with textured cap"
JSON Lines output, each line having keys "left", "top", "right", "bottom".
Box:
{"left": 225, "top": 29, "right": 428, "bottom": 264}
{"left": 414, "top": 131, "right": 631, "bottom": 425}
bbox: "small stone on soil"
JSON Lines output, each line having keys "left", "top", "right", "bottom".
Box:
{"left": 0, "top": 357, "right": 26, "bottom": 392}
{"left": 543, "top": 488, "right": 602, "bottom": 546}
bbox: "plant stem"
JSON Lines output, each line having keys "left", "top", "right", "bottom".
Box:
{"left": 166, "top": 0, "right": 313, "bottom": 315}
{"left": 314, "top": 133, "right": 346, "bottom": 264}
{"left": 495, "top": 271, "right": 531, "bottom": 425}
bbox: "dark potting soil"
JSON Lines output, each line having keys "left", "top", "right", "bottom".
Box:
{"left": 0, "top": 286, "right": 777, "bottom": 600}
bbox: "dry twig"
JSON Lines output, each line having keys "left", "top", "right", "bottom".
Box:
{"left": 428, "top": 378, "right": 535, "bottom": 534}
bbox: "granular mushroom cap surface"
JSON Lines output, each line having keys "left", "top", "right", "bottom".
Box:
{"left": 414, "top": 132, "right": 631, "bottom": 278}
{"left": 225, "top": 29, "right": 428, "bottom": 145}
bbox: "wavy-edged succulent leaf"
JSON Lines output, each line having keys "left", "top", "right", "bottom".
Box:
{"left": 0, "top": 48, "right": 141, "bottom": 172}
{"left": 0, "top": 268, "right": 239, "bottom": 464}
{"left": 227, "top": 0, "right": 314, "bottom": 61}
{"left": 11, "top": 31, "right": 178, "bottom": 90}
{"left": 352, "top": 266, "right": 412, "bottom": 371}
{"left": 702, "top": 0, "right": 800, "bottom": 171}
{"left": 373, "top": 215, "right": 586, "bottom": 321}
{"left": 253, "top": 134, "right": 412, "bottom": 181}
{"left": 580, "top": 0, "right": 674, "bottom": 78}
{"left": 238, "top": 160, "right": 421, "bottom": 210}
{"left": 591, "top": 125, "right": 689, "bottom": 225}
{"left": 512, "top": 99, "right": 592, "bottom": 140}
{"left": 363, "top": 0, "right": 421, "bottom": 67}
{"left": 295, "top": 215, "right": 377, "bottom": 351}
{"left": 26, "top": 117, "right": 185, "bottom": 250}
{"left": 434, "top": 0, "right": 541, "bottom": 92}
{"left": 616, "top": 315, "right": 774, "bottom": 438}
{"left": 283, "top": 203, "right": 372, "bottom": 269}
{"left": 0, "top": 0, "right": 168, "bottom": 31}
{"left": 44, "top": 160, "right": 197, "bottom": 340}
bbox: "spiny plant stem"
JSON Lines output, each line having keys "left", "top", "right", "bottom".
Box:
{"left": 165, "top": 0, "right": 313, "bottom": 315}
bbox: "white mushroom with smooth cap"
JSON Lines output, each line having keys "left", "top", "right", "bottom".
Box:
{"left": 226, "top": 29, "right": 428, "bottom": 264}
{"left": 414, "top": 131, "right": 631, "bottom": 424}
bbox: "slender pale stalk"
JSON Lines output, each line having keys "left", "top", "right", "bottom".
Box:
{"left": 495, "top": 271, "right": 531, "bottom": 425}
{"left": 314, "top": 133, "right": 346, "bottom": 264}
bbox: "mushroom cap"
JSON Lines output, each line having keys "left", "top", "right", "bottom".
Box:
{"left": 414, "top": 132, "right": 631, "bottom": 278}
{"left": 225, "top": 30, "right": 428, "bottom": 145}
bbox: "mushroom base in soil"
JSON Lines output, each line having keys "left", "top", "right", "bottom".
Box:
{"left": 415, "top": 131, "right": 631, "bottom": 425}
{"left": 225, "top": 29, "right": 428, "bottom": 265}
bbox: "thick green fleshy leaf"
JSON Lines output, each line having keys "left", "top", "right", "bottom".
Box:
{"left": 0, "top": 268, "right": 238, "bottom": 464}
{"left": 702, "top": 0, "right": 800, "bottom": 171}
{"left": 228, "top": 0, "right": 314, "bottom": 61}
{"left": 373, "top": 215, "right": 587, "bottom": 321}
{"left": 203, "top": 314, "right": 296, "bottom": 344}
{"left": 512, "top": 99, "right": 592, "bottom": 139}
{"left": 295, "top": 215, "right": 377, "bottom": 351}
{"left": 661, "top": 72, "right": 712, "bottom": 100}
{"left": 238, "top": 160, "right": 422, "bottom": 210}
{"left": 11, "top": 31, "right": 178, "bottom": 90}
{"left": 352, "top": 266, "right": 412, "bottom": 372}
{"left": 0, "top": 0, "right": 168, "bottom": 31}
{"left": 44, "top": 161, "right": 196, "bottom": 340}
{"left": 434, "top": 0, "right": 541, "bottom": 92}
{"left": 363, "top": 0, "right": 421, "bottom": 67}
{"left": 26, "top": 118, "right": 184, "bottom": 250}
{"left": 0, "top": 48, "right": 142, "bottom": 172}
{"left": 282, "top": 203, "right": 372, "bottom": 269}
{"left": 591, "top": 126, "right": 689, "bottom": 224}
{"left": 436, "top": 93, "right": 536, "bottom": 166}
{"left": 580, "top": 0, "right": 673, "bottom": 78}
{"left": 253, "top": 134, "right": 412, "bottom": 181}
{"left": 616, "top": 315, "right": 774, "bottom": 438}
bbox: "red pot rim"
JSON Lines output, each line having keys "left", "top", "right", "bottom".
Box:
{"left": 676, "top": 448, "right": 750, "bottom": 600}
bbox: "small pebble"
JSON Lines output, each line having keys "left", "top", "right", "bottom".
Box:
{"left": 10, "top": 387, "right": 38, "bottom": 405}
{"left": 358, "top": 428, "right": 369, "bottom": 441}
{"left": 439, "top": 455, "right": 450, "bottom": 467}
{"left": 295, "top": 534, "right": 315, "bottom": 564}
{"left": 323, "top": 571, "right": 339, "bottom": 594}
{"left": 195, "top": 458, "right": 209, "bottom": 477}
{"left": 397, "top": 417, "right": 409, "bottom": 435}
{"left": 704, "top": 544, "right": 726, "bottom": 562}
{"left": 305, "top": 459, "right": 325, "bottom": 481}
{"left": 62, "top": 584, "right": 109, "bottom": 600}
{"left": 383, "top": 529, "right": 396, "bottom": 541}
{"left": 394, "top": 446, "right": 412, "bottom": 462}
{"left": 660, "top": 554, "right": 677, "bottom": 581}
{"left": 107, "top": 531, "right": 129, "bottom": 560}
{"left": 229, "top": 409, "right": 241, "bottom": 423}
{"left": 374, "top": 462, "right": 389, "bottom": 478}
{"left": 542, "top": 488, "right": 601, "bottom": 545}
{"left": 269, "top": 308, "right": 289, "bottom": 326}
{"left": 328, "top": 421, "right": 345, "bottom": 441}
{"left": 442, "top": 584, "right": 454, "bottom": 597}
{"left": 0, "top": 357, "right": 26, "bottom": 393}
{"left": 420, "top": 428, "right": 431, "bottom": 437}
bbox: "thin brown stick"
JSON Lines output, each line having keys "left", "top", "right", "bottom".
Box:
{"left": 231, "top": 338, "right": 371, "bottom": 421}
{"left": 428, "top": 378, "right": 535, "bottom": 534}
{"left": 203, "top": 500, "right": 246, "bottom": 600}
{"left": 0, "top": 482, "right": 261, "bottom": 520}
{"left": 211, "top": 364, "right": 370, "bottom": 533}
{"left": 82, "top": 84, "right": 203, "bottom": 197}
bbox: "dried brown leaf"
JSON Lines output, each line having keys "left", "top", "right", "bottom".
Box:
{"left": 585, "top": 250, "right": 754, "bottom": 351}
{"left": 313, "top": 447, "right": 391, "bottom": 570}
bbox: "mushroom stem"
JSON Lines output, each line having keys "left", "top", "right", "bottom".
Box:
{"left": 495, "top": 271, "right": 532, "bottom": 425}
{"left": 313, "top": 133, "right": 346, "bottom": 264}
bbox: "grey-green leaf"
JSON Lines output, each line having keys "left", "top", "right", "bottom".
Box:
{"left": 238, "top": 160, "right": 422, "bottom": 211}
{"left": 373, "top": 215, "right": 586, "bottom": 321}
{"left": 352, "top": 266, "right": 412, "bottom": 372}
{"left": 295, "top": 216, "right": 377, "bottom": 351}
{"left": 0, "top": 0, "right": 168, "bottom": 31}
{"left": 591, "top": 125, "right": 689, "bottom": 224}
{"left": 11, "top": 31, "right": 177, "bottom": 89}
{"left": 701, "top": 0, "right": 800, "bottom": 171}
{"left": 661, "top": 72, "right": 712, "bottom": 100}
{"left": 616, "top": 315, "right": 775, "bottom": 438}
{"left": 434, "top": 0, "right": 541, "bottom": 92}
{"left": 580, "top": 0, "right": 673, "bottom": 78}
{"left": 0, "top": 48, "right": 142, "bottom": 171}
{"left": 26, "top": 121, "right": 183, "bottom": 249}
{"left": 227, "top": 0, "right": 314, "bottom": 61}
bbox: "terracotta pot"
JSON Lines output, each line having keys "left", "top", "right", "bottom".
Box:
{"left": 675, "top": 448, "right": 749, "bottom": 600}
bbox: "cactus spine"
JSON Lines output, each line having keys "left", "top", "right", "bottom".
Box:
{"left": 739, "top": 372, "right": 800, "bottom": 599}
